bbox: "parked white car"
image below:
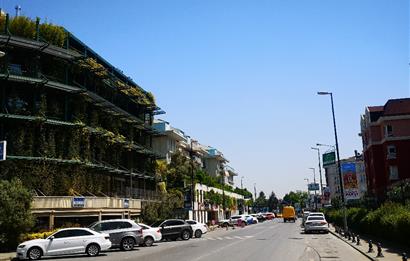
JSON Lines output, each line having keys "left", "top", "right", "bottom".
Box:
{"left": 304, "top": 216, "right": 329, "bottom": 233}
{"left": 186, "top": 220, "right": 208, "bottom": 238}
{"left": 138, "top": 223, "right": 162, "bottom": 246}
{"left": 16, "top": 228, "right": 111, "bottom": 260}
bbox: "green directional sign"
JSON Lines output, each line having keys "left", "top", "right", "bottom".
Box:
{"left": 323, "top": 151, "right": 336, "bottom": 166}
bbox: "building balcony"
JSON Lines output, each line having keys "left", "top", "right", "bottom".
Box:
{"left": 32, "top": 196, "right": 142, "bottom": 211}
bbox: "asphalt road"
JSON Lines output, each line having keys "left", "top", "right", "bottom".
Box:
{"left": 44, "top": 219, "right": 368, "bottom": 261}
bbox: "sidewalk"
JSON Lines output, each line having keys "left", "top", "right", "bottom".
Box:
{"left": 329, "top": 224, "right": 408, "bottom": 261}
{"left": 0, "top": 252, "right": 15, "bottom": 261}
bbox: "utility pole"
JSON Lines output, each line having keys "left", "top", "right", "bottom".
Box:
{"left": 241, "top": 176, "right": 244, "bottom": 190}
{"left": 309, "top": 168, "right": 317, "bottom": 210}
{"left": 311, "top": 147, "right": 323, "bottom": 196}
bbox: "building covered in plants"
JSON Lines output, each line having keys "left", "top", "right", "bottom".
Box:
{"left": 0, "top": 14, "right": 162, "bottom": 229}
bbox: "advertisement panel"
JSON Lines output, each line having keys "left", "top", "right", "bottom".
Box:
{"left": 72, "top": 197, "right": 85, "bottom": 208}
{"left": 341, "top": 162, "right": 360, "bottom": 200}
{"left": 322, "top": 151, "right": 336, "bottom": 166}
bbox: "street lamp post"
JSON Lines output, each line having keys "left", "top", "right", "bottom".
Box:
{"left": 309, "top": 167, "right": 317, "bottom": 210}
{"left": 311, "top": 147, "right": 323, "bottom": 196}
{"left": 241, "top": 176, "right": 244, "bottom": 190}
{"left": 304, "top": 178, "right": 309, "bottom": 209}
{"left": 317, "top": 91, "right": 347, "bottom": 231}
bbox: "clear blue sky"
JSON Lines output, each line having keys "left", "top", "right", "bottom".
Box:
{"left": 2, "top": 0, "right": 409, "bottom": 198}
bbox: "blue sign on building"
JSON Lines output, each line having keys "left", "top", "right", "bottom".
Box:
{"left": 0, "top": 141, "right": 6, "bottom": 161}
{"left": 72, "top": 197, "right": 85, "bottom": 208}
{"left": 123, "top": 198, "right": 129, "bottom": 208}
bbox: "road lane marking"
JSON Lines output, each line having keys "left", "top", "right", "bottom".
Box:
{"left": 216, "top": 237, "right": 224, "bottom": 240}
{"left": 234, "top": 236, "right": 243, "bottom": 239}
{"left": 192, "top": 226, "right": 274, "bottom": 261}
{"left": 224, "top": 236, "right": 233, "bottom": 239}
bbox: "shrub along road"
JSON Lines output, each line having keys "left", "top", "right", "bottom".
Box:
{"left": 45, "top": 219, "right": 368, "bottom": 261}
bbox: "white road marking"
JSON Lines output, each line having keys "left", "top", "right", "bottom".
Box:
{"left": 216, "top": 237, "right": 224, "bottom": 240}
{"left": 234, "top": 236, "right": 243, "bottom": 239}
{"left": 224, "top": 236, "right": 233, "bottom": 239}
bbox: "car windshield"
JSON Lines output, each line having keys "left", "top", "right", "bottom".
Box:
{"left": 151, "top": 220, "right": 165, "bottom": 227}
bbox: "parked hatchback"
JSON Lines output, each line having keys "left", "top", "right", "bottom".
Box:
{"left": 89, "top": 219, "right": 143, "bottom": 251}
{"left": 16, "top": 228, "right": 111, "bottom": 260}
{"left": 138, "top": 223, "right": 162, "bottom": 247}
{"left": 151, "top": 219, "right": 192, "bottom": 241}
{"left": 185, "top": 220, "right": 208, "bottom": 238}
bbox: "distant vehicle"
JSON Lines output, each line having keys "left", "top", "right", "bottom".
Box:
{"left": 89, "top": 219, "right": 143, "bottom": 251}
{"left": 220, "top": 215, "right": 247, "bottom": 227}
{"left": 304, "top": 216, "right": 329, "bottom": 233}
{"left": 16, "top": 228, "right": 111, "bottom": 260}
{"left": 151, "top": 219, "right": 193, "bottom": 241}
{"left": 302, "top": 211, "right": 311, "bottom": 226}
{"left": 138, "top": 223, "right": 162, "bottom": 247}
{"left": 244, "top": 215, "right": 257, "bottom": 224}
{"left": 276, "top": 213, "right": 283, "bottom": 218}
{"left": 263, "top": 212, "right": 276, "bottom": 220}
{"left": 283, "top": 206, "right": 297, "bottom": 222}
{"left": 251, "top": 214, "right": 265, "bottom": 222}
{"left": 185, "top": 220, "right": 208, "bottom": 238}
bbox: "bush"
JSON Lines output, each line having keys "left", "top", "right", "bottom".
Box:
{"left": 327, "top": 202, "right": 410, "bottom": 247}
{"left": 0, "top": 179, "right": 34, "bottom": 251}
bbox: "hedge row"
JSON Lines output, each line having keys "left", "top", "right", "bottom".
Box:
{"left": 325, "top": 202, "right": 410, "bottom": 247}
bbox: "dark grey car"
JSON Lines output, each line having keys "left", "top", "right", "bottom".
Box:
{"left": 89, "top": 219, "right": 143, "bottom": 251}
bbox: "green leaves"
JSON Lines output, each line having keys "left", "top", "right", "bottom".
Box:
{"left": 0, "top": 179, "right": 34, "bottom": 250}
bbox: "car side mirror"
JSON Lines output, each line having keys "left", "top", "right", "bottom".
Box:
{"left": 48, "top": 236, "right": 54, "bottom": 240}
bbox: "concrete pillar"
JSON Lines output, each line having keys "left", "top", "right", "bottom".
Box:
{"left": 98, "top": 211, "right": 102, "bottom": 221}
{"left": 122, "top": 212, "right": 125, "bottom": 219}
{"left": 49, "top": 211, "right": 55, "bottom": 230}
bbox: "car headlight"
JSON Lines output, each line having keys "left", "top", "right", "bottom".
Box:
{"left": 18, "top": 245, "right": 26, "bottom": 248}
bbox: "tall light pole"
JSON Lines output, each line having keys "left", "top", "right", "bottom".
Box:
{"left": 309, "top": 167, "right": 317, "bottom": 210}
{"left": 316, "top": 143, "right": 335, "bottom": 150}
{"left": 241, "top": 176, "right": 244, "bottom": 190}
{"left": 317, "top": 91, "right": 347, "bottom": 231}
{"left": 311, "top": 147, "right": 323, "bottom": 196}
{"left": 304, "top": 178, "right": 309, "bottom": 209}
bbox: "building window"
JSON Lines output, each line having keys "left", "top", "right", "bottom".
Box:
{"left": 384, "top": 125, "right": 393, "bottom": 137}
{"left": 387, "top": 145, "right": 396, "bottom": 159}
{"left": 389, "top": 165, "right": 399, "bottom": 181}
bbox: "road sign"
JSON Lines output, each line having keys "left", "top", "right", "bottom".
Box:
{"left": 0, "top": 140, "right": 6, "bottom": 161}
{"left": 308, "top": 183, "right": 319, "bottom": 191}
{"left": 322, "top": 151, "right": 336, "bottom": 166}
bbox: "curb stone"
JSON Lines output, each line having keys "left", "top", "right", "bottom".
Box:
{"left": 329, "top": 229, "right": 375, "bottom": 261}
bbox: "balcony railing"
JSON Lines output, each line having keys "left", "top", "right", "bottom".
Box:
{"left": 32, "top": 196, "right": 142, "bottom": 210}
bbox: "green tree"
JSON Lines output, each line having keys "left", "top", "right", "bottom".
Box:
{"left": 0, "top": 179, "right": 34, "bottom": 250}
{"left": 267, "top": 191, "right": 279, "bottom": 211}
{"left": 255, "top": 191, "right": 268, "bottom": 210}
{"left": 283, "top": 191, "right": 308, "bottom": 206}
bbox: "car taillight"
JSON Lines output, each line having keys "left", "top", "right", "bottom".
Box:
{"left": 320, "top": 221, "right": 327, "bottom": 225}
{"left": 157, "top": 229, "right": 161, "bottom": 233}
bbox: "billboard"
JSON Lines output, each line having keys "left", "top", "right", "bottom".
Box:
{"left": 0, "top": 140, "right": 6, "bottom": 161}
{"left": 322, "top": 151, "right": 336, "bottom": 166}
{"left": 341, "top": 162, "right": 360, "bottom": 200}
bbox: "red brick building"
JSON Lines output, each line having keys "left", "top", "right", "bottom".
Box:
{"left": 360, "top": 98, "right": 410, "bottom": 200}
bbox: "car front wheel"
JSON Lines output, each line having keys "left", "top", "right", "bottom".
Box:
{"left": 86, "top": 244, "right": 100, "bottom": 257}
{"left": 181, "top": 230, "right": 190, "bottom": 240}
{"left": 121, "top": 237, "right": 135, "bottom": 251}
{"left": 27, "top": 247, "right": 42, "bottom": 260}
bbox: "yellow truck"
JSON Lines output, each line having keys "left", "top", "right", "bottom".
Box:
{"left": 283, "top": 206, "right": 296, "bottom": 222}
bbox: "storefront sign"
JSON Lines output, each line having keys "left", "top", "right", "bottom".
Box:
{"left": 72, "top": 197, "right": 85, "bottom": 208}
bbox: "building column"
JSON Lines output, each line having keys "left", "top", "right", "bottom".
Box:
{"left": 49, "top": 211, "right": 55, "bottom": 230}
{"left": 98, "top": 211, "right": 102, "bottom": 221}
